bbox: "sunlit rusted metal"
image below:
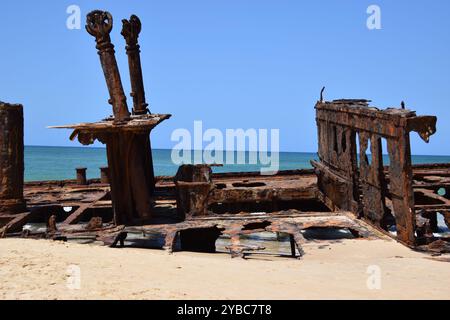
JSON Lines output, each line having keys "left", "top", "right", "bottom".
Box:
{"left": 121, "top": 15, "right": 149, "bottom": 115}
{"left": 311, "top": 99, "right": 438, "bottom": 246}
{"left": 2, "top": 9, "right": 449, "bottom": 256}
{"left": 0, "top": 103, "right": 26, "bottom": 216}
{"left": 86, "top": 10, "right": 130, "bottom": 122}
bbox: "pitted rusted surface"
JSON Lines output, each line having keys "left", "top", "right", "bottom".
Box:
{"left": 1, "top": 10, "right": 448, "bottom": 257}
{"left": 312, "top": 99, "right": 449, "bottom": 252}
{"left": 86, "top": 10, "right": 130, "bottom": 122}
{"left": 0, "top": 103, "right": 26, "bottom": 216}
{"left": 123, "top": 210, "right": 382, "bottom": 258}
{"left": 121, "top": 15, "right": 149, "bottom": 115}
{"left": 49, "top": 11, "right": 171, "bottom": 225}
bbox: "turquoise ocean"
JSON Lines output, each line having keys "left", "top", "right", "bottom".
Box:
{"left": 24, "top": 146, "right": 450, "bottom": 182}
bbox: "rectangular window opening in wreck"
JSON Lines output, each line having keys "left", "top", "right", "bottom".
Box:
{"left": 28, "top": 206, "right": 81, "bottom": 224}
{"left": 216, "top": 228, "right": 357, "bottom": 258}
{"left": 218, "top": 232, "right": 296, "bottom": 258}
{"left": 376, "top": 138, "right": 398, "bottom": 232}
{"left": 177, "top": 227, "right": 224, "bottom": 254}
{"left": 414, "top": 191, "right": 446, "bottom": 205}
{"left": 301, "top": 227, "right": 356, "bottom": 241}
{"left": 119, "top": 231, "right": 169, "bottom": 250}
{"left": 436, "top": 212, "right": 450, "bottom": 235}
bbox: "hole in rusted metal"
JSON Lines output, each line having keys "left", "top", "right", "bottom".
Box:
{"left": 364, "top": 138, "right": 371, "bottom": 165}
{"left": 242, "top": 221, "right": 271, "bottom": 230}
{"left": 178, "top": 227, "right": 223, "bottom": 253}
{"left": 414, "top": 192, "right": 445, "bottom": 205}
{"left": 436, "top": 212, "right": 450, "bottom": 232}
{"left": 28, "top": 206, "right": 79, "bottom": 223}
{"left": 341, "top": 130, "right": 347, "bottom": 153}
{"left": 302, "top": 227, "right": 356, "bottom": 240}
{"left": 232, "top": 182, "right": 266, "bottom": 188}
{"left": 333, "top": 126, "right": 339, "bottom": 153}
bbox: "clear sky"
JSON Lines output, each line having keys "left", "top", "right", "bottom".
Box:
{"left": 0, "top": 0, "right": 449, "bottom": 155}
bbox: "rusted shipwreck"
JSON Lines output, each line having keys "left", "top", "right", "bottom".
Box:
{"left": 0, "top": 11, "right": 449, "bottom": 258}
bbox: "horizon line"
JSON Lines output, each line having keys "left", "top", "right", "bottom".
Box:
{"left": 23, "top": 145, "right": 450, "bottom": 158}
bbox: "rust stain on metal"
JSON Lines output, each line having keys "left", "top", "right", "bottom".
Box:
{"left": 0, "top": 103, "right": 26, "bottom": 216}
{"left": 86, "top": 10, "right": 130, "bottom": 123}
{"left": 49, "top": 11, "right": 171, "bottom": 226}
{"left": 311, "top": 99, "right": 449, "bottom": 252}
{"left": 121, "top": 15, "right": 149, "bottom": 115}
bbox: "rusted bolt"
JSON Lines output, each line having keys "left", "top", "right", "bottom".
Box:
{"left": 100, "top": 167, "right": 110, "bottom": 184}
{"left": 76, "top": 168, "right": 87, "bottom": 185}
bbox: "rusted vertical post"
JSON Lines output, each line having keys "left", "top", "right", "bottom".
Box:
{"left": 76, "top": 167, "right": 87, "bottom": 185}
{"left": 0, "top": 103, "right": 26, "bottom": 215}
{"left": 289, "top": 235, "right": 296, "bottom": 257}
{"left": 387, "top": 132, "right": 416, "bottom": 245}
{"left": 121, "top": 14, "right": 156, "bottom": 194}
{"left": 359, "top": 133, "right": 387, "bottom": 227}
{"left": 100, "top": 166, "right": 110, "bottom": 184}
{"left": 175, "top": 165, "right": 213, "bottom": 219}
{"left": 121, "top": 15, "right": 149, "bottom": 115}
{"left": 104, "top": 132, "right": 154, "bottom": 225}
{"left": 86, "top": 10, "right": 130, "bottom": 122}
{"left": 313, "top": 105, "right": 359, "bottom": 212}
{"left": 83, "top": 11, "right": 158, "bottom": 225}
{"left": 372, "top": 135, "right": 388, "bottom": 225}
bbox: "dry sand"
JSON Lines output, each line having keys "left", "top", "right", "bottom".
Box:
{"left": 0, "top": 238, "right": 449, "bottom": 300}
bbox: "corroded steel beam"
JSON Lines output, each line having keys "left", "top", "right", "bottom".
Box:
{"left": 0, "top": 103, "right": 26, "bottom": 216}
{"left": 313, "top": 98, "right": 437, "bottom": 246}
{"left": 121, "top": 15, "right": 149, "bottom": 115}
{"left": 86, "top": 10, "right": 130, "bottom": 122}
{"left": 315, "top": 100, "right": 436, "bottom": 139}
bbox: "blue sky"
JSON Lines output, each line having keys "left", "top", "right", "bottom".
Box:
{"left": 0, "top": 0, "right": 449, "bottom": 155}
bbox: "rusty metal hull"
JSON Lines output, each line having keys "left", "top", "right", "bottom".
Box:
{"left": 311, "top": 99, "right": 448, "bottom": 252}
{"left": 3, "top": 163, "right": 447, "bottom": 256}
{"left": 2, "top": 10, "right": 449, "bottom": 257}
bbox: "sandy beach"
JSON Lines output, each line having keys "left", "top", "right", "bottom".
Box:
{"left": 0, "top": 238, "right": 449, "bottom": 300}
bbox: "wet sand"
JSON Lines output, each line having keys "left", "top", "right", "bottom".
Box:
{"left": 0, "top": 238, "right": 449, "bottom": 300}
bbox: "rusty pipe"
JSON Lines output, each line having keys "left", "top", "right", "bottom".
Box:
{"left": 86, "top": 10, "right": 130, "bottom": 122}
{"left": 121, "top": 15, "right": 149, "bottom": 115}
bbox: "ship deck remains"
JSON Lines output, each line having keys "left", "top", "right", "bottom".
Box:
{"left": 1, "top": 10, "right": 449, "bottom": 258}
